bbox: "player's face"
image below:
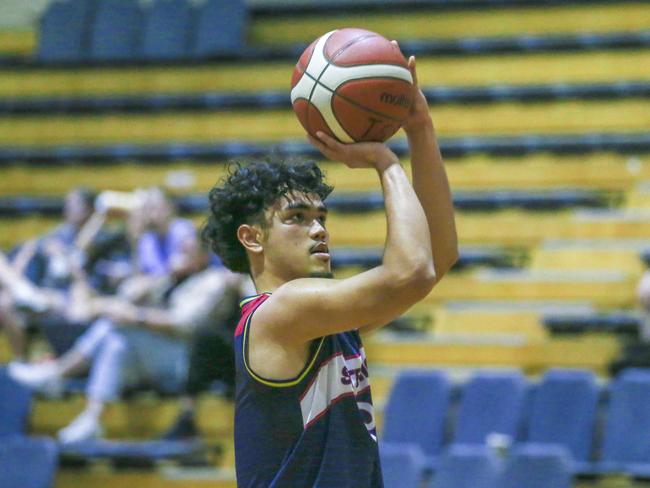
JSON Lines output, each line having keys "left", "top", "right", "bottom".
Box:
{"left": 262, "top": 192, "right": 331, "bottom": 280}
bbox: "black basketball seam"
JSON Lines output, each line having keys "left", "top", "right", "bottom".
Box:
{"left": 328, "top": 34, "right": 379, "bottom": 65}
{"left": 332, "top": 76, "right": 412, "bottom": 123}
{"left": 303, "top": 69, "right": 408, "bottom": 138}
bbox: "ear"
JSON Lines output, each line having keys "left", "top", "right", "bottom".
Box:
{"left": 237, "top": 224, "right": 264, "bottom": 255}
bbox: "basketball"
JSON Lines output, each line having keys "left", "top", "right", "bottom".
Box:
{"left": 291, "top": 28, "right": 414, "bottom": 143}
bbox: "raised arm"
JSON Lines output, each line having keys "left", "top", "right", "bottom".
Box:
{"left": 402, "top": 55, "right": 459, "bottom": 282}
{"left": 254, "top": 138, "right": 436, "bottom": 344}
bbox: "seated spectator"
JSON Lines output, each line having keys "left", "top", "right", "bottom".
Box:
{"left": 8, "top": 233, "right": 248, "bottom": 443}
{"left": 133, "top": 187, "right": 196, "bottom": 276}
{"left": 0, "top": 188, "right": 131, "bottom": 359}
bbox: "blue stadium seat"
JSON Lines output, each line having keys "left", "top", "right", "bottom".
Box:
{"left": 380, "top": 443, "right": 426, "bottom": 488}
{"left": 498, "top": 443, "right": 573, "bottom": 488}
{"left": 141, "top": 0, "right": 193, "bottom": 60}
{"left": 454, "top": 370, "right": 526, "bottom": 445}
{"left": 526, "top": 369, "right": 599, "bottom": 468}
{"left": 0, "top": 436, "right": 59, "bottom": 488}
{"left": 89, "top": 0, "right": 143, "bottom": 61}
{"left": 382, "top": 370, "right": 451, "bottom": 462}
{"left": 428, "top": 444, "right": 500, "bottom": 488}
{"left": 191, "top": 0, "right": 248, "bottom": 58}
{"left": 599, "top": 369, "right": 650, "bottom": 475}
{"left": 0, "top": 367, "right": 32, "bottom": 437}
{"left": 37, "top": 0, "right": 94, "bottom": 62}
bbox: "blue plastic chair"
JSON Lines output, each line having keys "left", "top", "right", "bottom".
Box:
{"left": 454, "top": 370, "right": 526, "bottom": 445}
{"left": 89, "top": 0, "right": 143, "bottom": 61}
{"left": 0, "top": 367, "right": 32, "bottom": 437}
{"left": 0, "top": 436, "right": 59, "bottom": 488}
{"left": 498, "top": 443, "right": 573, "bottom": 488}
{"left": 599, "top": 369, "right": 650, "bottom": 475}
{"left": 428, "top": 444, "right": 500, "bottom": 488}
{"left": 380, "top": 443, "right": 426, "bottom": 488}
{"left": 526, "top": 369, "right": 599, "bottom": 468}
{"left": 141, "top": 0, "right": 193, "bottom": 60}
{"left": 190, "top": 0, "right": 247, "bottom": 58}
{"left": 382, "top": 369, "right": 451, "bottom": 462}
{"left": 37, "top": 0, "right": 94, "bottom": 62}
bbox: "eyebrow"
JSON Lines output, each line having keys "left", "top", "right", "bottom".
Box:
{"left": 284, "top": 201, "right": 328, "bottom": 213}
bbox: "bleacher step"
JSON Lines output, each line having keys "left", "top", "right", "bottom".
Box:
{"left": 1, "top": 100, "right": 649, "bottom": 146}
{"left": 1, "top": 51, "right": 649, "bottom": 98}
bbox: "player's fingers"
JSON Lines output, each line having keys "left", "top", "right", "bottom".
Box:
{"left": 307, "top": 134, "right": 329, "bottom": 153}
{"left": 316, "top": 131, "right": 343, "bottom": 150}
{"left": 308, "top": 134, "right": 338, "bottom": 161}
{"left": 408, "top": 55, "right": 419, "bottom": 87}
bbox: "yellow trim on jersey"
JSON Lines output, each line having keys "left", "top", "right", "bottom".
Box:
{"left": 242, "top": 303, "right": 325, "bottom": 388}
{"left": 239, "top": 294, "right": 268, "bottom": 308}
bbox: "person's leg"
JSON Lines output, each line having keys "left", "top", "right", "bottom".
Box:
{"left": 0, "top": 290, "right": 29, "bottom": 360}
{"left": 7, "top": 318, "right": 114, "bottom": 395}
{"left": 58, "top": 329, "right": 131, "bottom": 443}
{"left": 162, "top": 325, "right": 234, "bottom": 440}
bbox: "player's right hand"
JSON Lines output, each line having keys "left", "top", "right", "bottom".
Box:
{"left": 308, "top": 131, "right": 399, "bottom": 171}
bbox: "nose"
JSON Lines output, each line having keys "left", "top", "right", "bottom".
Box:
{"left": 310, "top": 218, "right": 328, "bottom": 241}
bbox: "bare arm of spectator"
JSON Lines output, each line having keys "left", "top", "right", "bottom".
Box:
{"left": 10, "top": 239, "right": 39, "bottom": 275}
{"left": 638, "top": 271, "right": 650, "bottom": 311}
{"left": 99, "top": 269, "right": 238, "bottom": 336}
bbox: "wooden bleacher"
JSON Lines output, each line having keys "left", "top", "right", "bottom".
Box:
{"left": 1, "top": 99, "right": 649, "bottom": 145}
{"left": 1, "top": 153, "right": 647, "bottom": 196}
{"left": 0, "top": 50, "right": 649, "bottom": 99}
{"left": 249, "top": 2, "right": 650, "bottom": 43}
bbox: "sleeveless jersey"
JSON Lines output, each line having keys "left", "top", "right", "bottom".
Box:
{"left": 233, "top": 293, "right": 384, "bottom": 488}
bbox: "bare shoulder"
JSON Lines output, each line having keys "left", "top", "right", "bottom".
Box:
{"left": 251, "top": 278, "right": 339, "bottom": 340}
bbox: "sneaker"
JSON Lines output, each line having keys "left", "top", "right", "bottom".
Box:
{"left": 11, "top": 282, "right": 50, "bottom": 314}
{"left": 58, "top": 410, "right": 104, "bottom": 444}
{"left": 7, "top": 361, "right": 64, "bottom": 397}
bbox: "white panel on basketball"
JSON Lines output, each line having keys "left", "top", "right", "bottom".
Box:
{"left": 311, "top": 82, "right": 353, "bottom": 143}
{"left": 290, "top": 30, "right": 352, "bottom": 143}
{"left": 290, "top": 31, "right": 334, "bottom": 105}
{"left": 319, "top": 64, "right": 413, "bottom": 92}
{"left": 303, "top": 30, "right": 335, "bottom": 80}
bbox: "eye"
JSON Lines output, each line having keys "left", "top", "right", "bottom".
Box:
{"left": 291, "top": 212, "right": 305, "bottom": 222}
{"left": 318, "top": 215, "right": 327, "bottom": 225}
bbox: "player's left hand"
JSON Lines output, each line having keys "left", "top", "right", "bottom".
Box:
{"left": 308, "top": 131, "right": 399, "bottom": 171}
{"left": 390, "top": 41, "right": 433, "bottom": 134}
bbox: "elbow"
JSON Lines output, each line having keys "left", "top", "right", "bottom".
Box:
{"left": 435, "top": 246, "right": 460, "bottom": 282}
{"left": 410, "top": 265, "right": 437, "bottom": 301}
{"left": 390, "top": 260, "right": 437, "bottom": 302}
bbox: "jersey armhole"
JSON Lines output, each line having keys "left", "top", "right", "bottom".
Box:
{"left": 242, "top": 303, "right": 325, "bottom": 388}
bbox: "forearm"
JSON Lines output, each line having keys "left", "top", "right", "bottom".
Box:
{"left": 406, "top": 122, "right": 459, "bottom": 281}
{"left": 75, "top": 212, "right": 107, "bottom": 252}
{"left": 379, "top": 161, "right": 435, "bottom": 286}
{"left": 134, "top": 307, "right": 182, "bottom": 335}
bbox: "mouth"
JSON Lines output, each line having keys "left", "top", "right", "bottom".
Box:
{"left": 310, "top": 242, "right": 330, "bottom": 260}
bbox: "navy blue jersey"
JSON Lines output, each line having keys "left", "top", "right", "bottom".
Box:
{"left": 234, "top": 293, "right": 384, "bottom": 488}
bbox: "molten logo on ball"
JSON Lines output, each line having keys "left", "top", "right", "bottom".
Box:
{"left": 291, "top": 28, "right": 413, "bottom": 143}
{"left": 380, "top": 93, "right": 411, "bottom": 109}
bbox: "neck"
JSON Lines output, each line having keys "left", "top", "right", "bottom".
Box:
{"left": 252, "top": 271, "right": 287, "bottom": 294}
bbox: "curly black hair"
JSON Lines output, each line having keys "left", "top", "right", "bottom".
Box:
{"left": 202, "top": 157, "right": 334, "bottom": 274}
